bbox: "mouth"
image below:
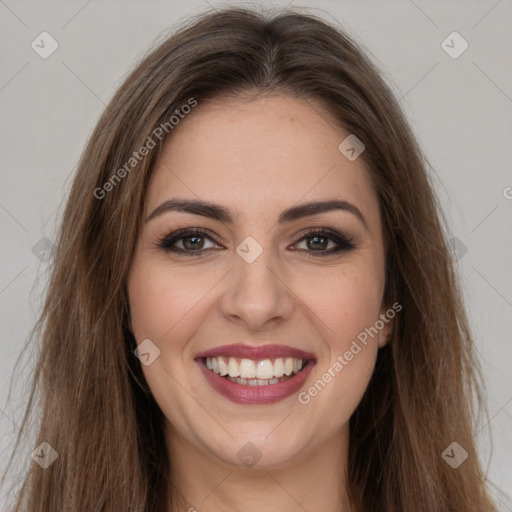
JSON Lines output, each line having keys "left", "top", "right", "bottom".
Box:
{"left": 205, "top": 356, "right": 307, "bottom": 385}
{"left": 195, "top": 345, "right": 316, "bottom": 404}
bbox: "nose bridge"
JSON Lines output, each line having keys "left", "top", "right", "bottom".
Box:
{"left": 221, "top": 235, "right": 294, "bottom": 329}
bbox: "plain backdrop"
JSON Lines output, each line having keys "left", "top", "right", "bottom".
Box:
{"left": 1, "top": 0, "right": 511, "bottom": 509}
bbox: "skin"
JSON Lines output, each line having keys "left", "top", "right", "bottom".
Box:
{"left": 126, "top": 94, "right": 392, "bottom": 512}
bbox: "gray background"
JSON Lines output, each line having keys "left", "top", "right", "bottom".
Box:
{"left": 1, "top": 0, "right": 511, "bottom": 509}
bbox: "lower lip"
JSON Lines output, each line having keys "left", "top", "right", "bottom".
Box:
{"left": 196, "top": 358, "right": 316, "bottom": 405}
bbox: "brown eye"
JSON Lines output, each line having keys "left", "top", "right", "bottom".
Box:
{"left": 181, "top": 234, "right": 206, "bottom": 250}
{"left": 292, "top": 229, "right": 356, "bottom": 257}
{"left": 158, "top": 228, "right": 222, "bottom": 254}
{"left": 304, "top": 234, "right": 330, "bottom": 251}
{"left": 157, "top": 227, "right": 355, "bottom": 257}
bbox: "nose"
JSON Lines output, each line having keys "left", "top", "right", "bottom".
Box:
{"left": 220, "top": 243, "right": 295, "bottom": 332}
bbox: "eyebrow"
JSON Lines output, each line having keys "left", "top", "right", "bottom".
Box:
{"left": 146, "top": 198, "right": 368, "bottom": 230}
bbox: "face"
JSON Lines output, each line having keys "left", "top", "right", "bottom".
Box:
{"left": 126, "top": 94, "right": 392, "bottom": 469}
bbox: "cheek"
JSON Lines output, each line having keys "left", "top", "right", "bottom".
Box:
{"left": 126, "top": 257, "right": 198, "bottom": 396}
{"left": 127, "top": 259, "right": 214, "bottom": 432}
{"left": 292, "top": 261, "right": 382, "bottom": 426}
{"left": 299, "top": 261, "right": 385, "bottom": 349}
{"left": 127, "top": 257, "right": 208, "bottom": 344}
{"left": 300, "top": 344, "right": 377, "bottom": 440}
{"left": 297, "top": 279, "right": 380, "bottom": 434}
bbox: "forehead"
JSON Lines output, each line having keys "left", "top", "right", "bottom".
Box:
{"left": 145, "top": 94, "right": 380, "bottom": 227}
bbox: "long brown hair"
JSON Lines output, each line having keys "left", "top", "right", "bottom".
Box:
{"left": 2, "top": 6, "right": 497, "bottom": 511}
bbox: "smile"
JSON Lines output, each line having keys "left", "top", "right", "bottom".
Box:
{"left": 206, "top": 356, "right": 306, "bottom": 385}
{"left": 195, "top": 344, "right": 316, "bottom": 405}
{"left": 196, "top": 357, "right": 316, "bottom": 405}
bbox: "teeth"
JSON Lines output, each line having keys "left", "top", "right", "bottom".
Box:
{"left": 239, "top": 359, "right": 256, "bottom": 379}
{"left": 218, "top": 358, "right": 228, "bottom": 376}
{"left": 226, "top": 376, "right": 286, "bottom": 385}
{"left": 284, "top": 358, "right": 294, "bottom": 376}
{"left": 205, "top": 356, "right": 305, "bottom": 380}
{"left": 228, "top": 357, "right": 240, "bottom": 377}
{"left": 255, "top": 360, "right": 274, "bottom": 379}
{"left": 273, "top": 358, "right": 285, "bottom": 377}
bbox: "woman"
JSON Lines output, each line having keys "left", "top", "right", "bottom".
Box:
{"left": 2, "top": 6, "right": 498, "bottom": 511}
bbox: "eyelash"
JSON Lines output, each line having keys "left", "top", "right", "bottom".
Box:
{"left": 156, "top": 227, "right": 356, "bottom": 258}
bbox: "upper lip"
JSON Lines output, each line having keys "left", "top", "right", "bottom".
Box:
{"left": 195, "top": 343, "right": 316, "bottom": 361}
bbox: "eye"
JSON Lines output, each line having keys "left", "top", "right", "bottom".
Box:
{"left": 157, "top": 228, "right": 222, "bottom": 255}
{"left": 291, "top": 228, "right": 356, "bottom": 257}
{"left": 156, "top": 227, "right": 356, "bottom": 257}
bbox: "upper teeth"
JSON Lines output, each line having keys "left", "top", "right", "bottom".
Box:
{"left": 206, "top": 357, "right": 304, "bottom": 379}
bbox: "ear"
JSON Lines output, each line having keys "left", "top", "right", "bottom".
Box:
{"left": 377, "top": 302, "right": 399, "bottom": 348}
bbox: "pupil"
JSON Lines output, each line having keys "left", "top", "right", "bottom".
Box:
{"left": 309, "top": 235, "right": 327, "bottom": 250}
{"left": 184, "top": 235, "right": 203, "bottom": 250}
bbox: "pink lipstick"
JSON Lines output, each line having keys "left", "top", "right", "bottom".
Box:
{"left": 195, "top": 344, "right": 316, "bottom": 405}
